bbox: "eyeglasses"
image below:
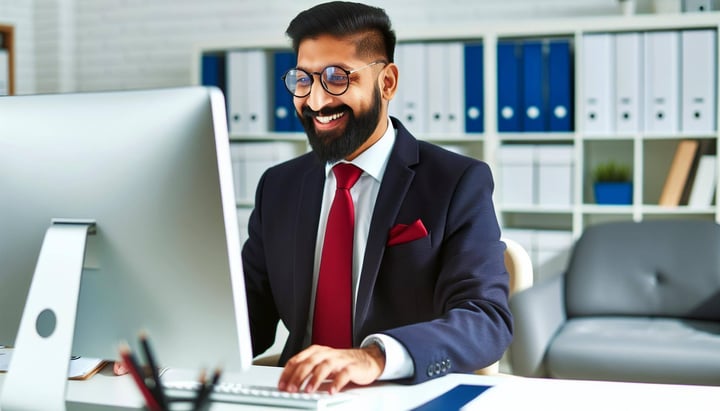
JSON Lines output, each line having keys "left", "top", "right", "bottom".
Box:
{"left": 282, "top": 60, "right": 387, "bottom": 98}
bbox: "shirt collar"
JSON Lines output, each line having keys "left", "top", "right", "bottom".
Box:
{"left": 325, "top": 117, "right": 396, "bottom": 182}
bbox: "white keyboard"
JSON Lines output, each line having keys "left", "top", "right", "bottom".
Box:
{"left": 162, "top": 380, "right": 358, "bottom": 409}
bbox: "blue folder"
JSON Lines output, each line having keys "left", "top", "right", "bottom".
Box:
{"left": 497, "top": 40, "right": 522, "bottom": 132}
{"left": 522, "top": 40, "right": 546, "bottom": 132}
{"left": 548, "top": 39, "right": 573, "bottom": 132}
{"left": 201, "top": 53, "right": 226, "bottom": 92}
{"left": 411, "top": 384, "right": 492, "bottom": 411}
{"left": 464, "top": 43, "right": 484, "bottom": 133}
{"left": 273, "top": 50, "right": 300, "bottom": 132}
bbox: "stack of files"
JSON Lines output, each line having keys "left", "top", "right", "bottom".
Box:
{"left": 272, "top": 50, "right": 303, "bottom": 132}
{"left": 226, "top": 50, "right": 271, "bottom": 135}
{"left": 497, "top": 144, "right": 574, "bottom": 207}
{"left": 581, "top": 29, "right": 717, "bottom": 135}
{"left": 391, "top": 41, "right": 484, "bottom": 135}
{"left": 229, "top": 142, "right": 300, "bottom": 204}
{"left": 0, "top": 49, "right": 8, "bottom": 96}
{"left": 497, "top": 38, "right": 573, "bottom": 133}
{"left": 501, "top": 228, "right": 574, "bottom": 283}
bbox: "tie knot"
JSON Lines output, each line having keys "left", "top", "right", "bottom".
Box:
{"left": 332, "top": 163, "right": 363, "bottom": 190}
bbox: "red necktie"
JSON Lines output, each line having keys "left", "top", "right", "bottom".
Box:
{"left": 312, "top": 163, "right": 363, "bottom": 348}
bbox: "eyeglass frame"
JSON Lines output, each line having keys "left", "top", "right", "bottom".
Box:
{"left": 281, "top": 60, "right": 388, "bottom": 98}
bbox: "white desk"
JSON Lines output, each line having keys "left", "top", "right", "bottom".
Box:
{"left": 1, "top": 365, "right": 719, "bottom": 410}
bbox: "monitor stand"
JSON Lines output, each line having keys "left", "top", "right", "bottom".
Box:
{"left": 1, "top": 220, "right": 96, "bottom": 411}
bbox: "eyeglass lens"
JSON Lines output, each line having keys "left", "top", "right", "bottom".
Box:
{"left": 285, "top": 66, "right": 350, "bottom": 97}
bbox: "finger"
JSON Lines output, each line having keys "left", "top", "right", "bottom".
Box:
{"left": 304, "top": 358, "right": 337, "bottom": 393}
{"left": 113, "top": 361, "right": 128, "bottom": 375}
{"left": 279, "top": 348, "right": 330, "bottom": 392}
{"left": 328, "top": 367, "right": 352, "bottom": 394}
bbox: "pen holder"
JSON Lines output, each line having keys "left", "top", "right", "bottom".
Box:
{"left": 119, "top": 334, "right": 221, "bottom": 411}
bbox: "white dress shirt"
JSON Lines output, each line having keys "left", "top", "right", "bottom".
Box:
{"left": 305, "top": 117, "right": 414, "bottom": 380}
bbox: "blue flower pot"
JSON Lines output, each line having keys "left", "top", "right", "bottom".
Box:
{"left": 594, "top": 182, "right": 632, "bottom": 205}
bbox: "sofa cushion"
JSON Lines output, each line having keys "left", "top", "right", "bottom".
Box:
{"left": 565, "top": 220, "right": 720, "bottom": 319}
{"left": 546, "top": 317, "right": 720, "bottom": 386}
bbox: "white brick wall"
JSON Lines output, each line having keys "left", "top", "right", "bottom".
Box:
{"left": 4, "top": 0, "right": 703, "bottom": 94}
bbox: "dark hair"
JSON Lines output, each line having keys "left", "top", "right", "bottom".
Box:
{"left": 286, "top": 1, "right": 396, "bottom": 63}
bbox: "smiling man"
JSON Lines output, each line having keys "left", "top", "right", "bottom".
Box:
{"left": 241, "top": 1, "right": 512, "bottom": 394}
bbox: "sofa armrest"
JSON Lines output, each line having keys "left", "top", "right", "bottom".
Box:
{"left": 509, "top": 274, "right": 566, "bottom": 377}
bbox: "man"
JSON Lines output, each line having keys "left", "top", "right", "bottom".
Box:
{"left": 243, "top": 1, "right": 512, "bottom": 394}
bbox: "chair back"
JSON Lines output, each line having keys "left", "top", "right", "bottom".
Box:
{"left": 565, "top": 220, "right": 720, "bottom": 320}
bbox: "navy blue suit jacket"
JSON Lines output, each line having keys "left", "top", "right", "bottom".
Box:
{"left": 241, "top": 118, "right": 512, "bottom": 384}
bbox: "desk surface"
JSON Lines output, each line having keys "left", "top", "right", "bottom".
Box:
{"left": 1, "top": 364, "right": 719, "bottom": 410}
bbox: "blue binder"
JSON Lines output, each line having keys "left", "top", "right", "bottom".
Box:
{"left": 464, "top": 42, "right": 484, "bottom": 133}
{"left": 548, "top": 39, "right": 573, "bottom": 132}
{"left": 522, "top": 40, "right": 545, "bottom": 132}
{"left": 201, "top": 53, "right": 226, "bottom": 92}
{"left": 273, "top": 50, "right": 300, "bottom": 132}
{"left": 497, "top": 40, "right": 522, "bottom": 132}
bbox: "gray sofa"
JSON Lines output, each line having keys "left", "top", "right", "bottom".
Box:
{"left": 509, "top": 220, "right": 720, "bottom": 385}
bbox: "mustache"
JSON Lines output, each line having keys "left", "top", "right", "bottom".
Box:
{"left": 301, "top": 105, "right": 350, "bottom": 119}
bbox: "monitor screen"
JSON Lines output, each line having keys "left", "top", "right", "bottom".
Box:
{"left": 0, "top": 87, "right": 252, "bottom": 379}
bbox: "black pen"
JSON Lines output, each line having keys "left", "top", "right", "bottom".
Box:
{"left": 139, "top": 332, "right": 168, "bottom": 410}
{"left": 194, "top": 367, "right": 222, "bottom": 411}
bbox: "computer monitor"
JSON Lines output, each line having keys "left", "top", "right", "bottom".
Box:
{"left": 0, "top": 86, "right": 252, "bottom": 409}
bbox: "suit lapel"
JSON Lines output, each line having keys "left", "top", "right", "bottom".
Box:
{"left": 354, "top": 119, "right": 419, "bottom": 343}
{"left": 289, "top": 163, "right": 325, "bottom": 351}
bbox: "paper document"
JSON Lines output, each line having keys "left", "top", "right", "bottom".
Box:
{"left": 0, "top": 347, "right": 107, "bottom": 380}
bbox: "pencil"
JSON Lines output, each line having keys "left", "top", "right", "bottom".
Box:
{"left": 139, "top": 332, "right": 168, "bottom": 409}
{"left": 194, "top": 367, "right": 221, "bottom": 411}
{"left": 118, "top": 344, "right": 163, "bottom": 411}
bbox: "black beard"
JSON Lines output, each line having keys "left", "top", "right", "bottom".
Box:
{"left": 298, "top": 86, "right": 382, "bottom": 164}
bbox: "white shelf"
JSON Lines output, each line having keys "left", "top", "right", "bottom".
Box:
{"left": 196, "top": 11, "right": 720, "bottom": 246}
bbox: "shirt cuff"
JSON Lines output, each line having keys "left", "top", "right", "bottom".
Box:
{"left": 361, "top": 334, "right": 414, "bottom": 380}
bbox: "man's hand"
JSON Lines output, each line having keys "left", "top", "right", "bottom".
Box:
{"left": 277, "top": 344, "right": 386, "bottom": 394}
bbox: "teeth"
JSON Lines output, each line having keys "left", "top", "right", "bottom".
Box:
{"left": 316, "top": 111, "right": 345, "bottom": 124}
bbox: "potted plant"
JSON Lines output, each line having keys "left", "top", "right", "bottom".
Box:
{"left": 593, "top": 161, "right": 632, "bottom": 205}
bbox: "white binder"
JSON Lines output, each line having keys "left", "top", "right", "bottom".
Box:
{"left": 227, "top": 50, "right": 270, "bottom": 136}
{"left": 582, "top": 34, "right": 615, "bottom": 135}
{"left": 688, "top": 155, "right": 717, "bottom": 208}
{"left": 397, "top": 43, "right": 428, "bottom": 134}
{"left": 426, "top": 43, "right": 447, "bottom": 134}
{"left": 644, "top": 31, "right": 680, "bottom": 134}
{"left": 245, "top": 50, "right": 270, "bottom": 134}
{"left": 227, "top": 51, "right": 249, "bottom": 135}
{"left": 446, "top": 42, "right": 466, "bottom": 134}
{"left": 614, "top": 33, "right": 643, "bottom": 134}
{"left": 681, "top": 29, "right": 717, "bottom": 133}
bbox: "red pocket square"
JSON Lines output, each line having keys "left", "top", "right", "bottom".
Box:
{"left": 387, "top": 219, "right": 428, "bottom": 246}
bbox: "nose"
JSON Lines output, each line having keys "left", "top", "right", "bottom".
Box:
{"left": 304, "top": 77, "right": 334, "bottom": 111}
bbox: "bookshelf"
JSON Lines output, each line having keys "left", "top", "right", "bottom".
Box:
{"left": 0, "top": 24, "right": 14, "bottom": 96}
{"left": 192, "top": 12, "right": 720, "bottom": 280}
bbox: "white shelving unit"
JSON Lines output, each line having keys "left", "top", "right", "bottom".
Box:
{"left": 192, "top": 12, "right": 720, "bottom": 277}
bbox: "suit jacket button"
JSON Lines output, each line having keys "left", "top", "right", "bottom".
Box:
{"left": 427, "top": 365, "right": 435, "bottom": 377}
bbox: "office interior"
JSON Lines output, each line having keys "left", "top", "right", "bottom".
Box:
{"left": 1, "top": 0, "right": 720, "bottom": 408}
